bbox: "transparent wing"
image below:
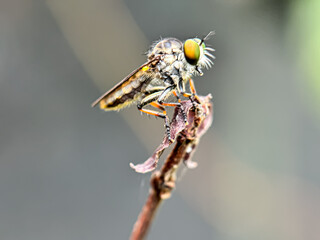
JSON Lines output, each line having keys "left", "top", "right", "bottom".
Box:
{"left": 91, "top": 57, "right": 160, "bottom": 111}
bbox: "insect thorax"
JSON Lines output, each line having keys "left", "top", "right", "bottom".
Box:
{"left": 148, "top": 38, "right": 195, "bottom": 86}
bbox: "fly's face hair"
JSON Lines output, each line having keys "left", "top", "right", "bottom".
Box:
{"left": 92, "top": 32, "right": 215, "bottom": 140}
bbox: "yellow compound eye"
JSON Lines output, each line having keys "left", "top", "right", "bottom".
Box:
{"left": 184, "top": 39, "right": 200, "bottom": 65}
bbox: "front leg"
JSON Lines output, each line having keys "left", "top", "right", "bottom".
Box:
{"left": 178, "top": 78, "right": 200, "bottom": 111}
{"left": 157, "top": 85, "right": 188, "bottom": 124}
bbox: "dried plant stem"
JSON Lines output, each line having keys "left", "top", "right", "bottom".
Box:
{"left": 130, "top": 95, "right": 213, "bottom": 240}
{"left": 129, "top": 180, "right": 162, "bottom": 240}
{"left": 130, "top": 137, "right": 189, "bottom": 240}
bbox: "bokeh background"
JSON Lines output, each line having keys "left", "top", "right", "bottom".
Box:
{"left": 1, "top": 0, "right": 320, "bottom": 239}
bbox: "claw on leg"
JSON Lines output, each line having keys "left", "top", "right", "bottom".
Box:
{"left": 172, "top": 90, "right": 188, "bottom": 125}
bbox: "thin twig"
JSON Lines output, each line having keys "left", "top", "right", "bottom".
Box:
{"left": 130, "top": 95, "right": 213, "bottom": 240}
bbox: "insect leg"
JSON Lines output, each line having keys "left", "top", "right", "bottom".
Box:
{"left": 157, "top": 85, "right": 182, "bottom": 107}
{"left": 137, "top": 91, "right": 163, "bottom": 114}
{"left": 177, "top": 78, "right": 200, "bottom": 108}
{"left": 189, "top": 78, "right": 197, "bottom": 95}
{"left": 137, "top": 91, "right": 173, "bottom": 141}
{"left": 176, "top": 78, "right": 190, "bottom": 98}
{"left": 150, "top": 102, "right": 166, "bottom": 111}
{"left": 143, "top": 86, "right": 166, "bottom": 95}
{"left": 188, "top": 78, "right": 201, "bottom": 104}
{"left": 172, "top": 90, "right": 188, "bottom": 124}
{"left": 157, "top": 85, "right": 188, "bottom": 126}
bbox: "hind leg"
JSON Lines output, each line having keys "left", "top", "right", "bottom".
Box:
{"left": 137, "top": 90, "right": 173, "bottom": 142}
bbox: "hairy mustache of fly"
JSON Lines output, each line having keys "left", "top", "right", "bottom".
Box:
{"left": 92, "top": 32, "right": 215, "bottom": 141}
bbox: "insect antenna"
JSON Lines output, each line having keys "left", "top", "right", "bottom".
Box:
{"left": 199, "top": 31, "right": 215, "bottom": 46}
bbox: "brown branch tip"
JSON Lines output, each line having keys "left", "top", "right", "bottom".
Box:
{"left": 130, "top": 94, "right": 213, "bottom": 173}
{"left": 130, "top": 94, "right": 213, "bottom": 240}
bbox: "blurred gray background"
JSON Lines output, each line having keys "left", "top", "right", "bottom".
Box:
{"left": 1, "top": 0, "right": 320, "bottom": 239}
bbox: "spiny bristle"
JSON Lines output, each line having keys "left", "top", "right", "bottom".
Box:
{"left": 205, "top": 47, "right": 215, "bottom": 52}
{"left": 205, "top": 51, "right": 215, "bottom": 59}
{"left": 202, "top": 48, "right": 214, "bottom": 69}
{"left": 203, "top": 58, "right": 212, "bottom": 69}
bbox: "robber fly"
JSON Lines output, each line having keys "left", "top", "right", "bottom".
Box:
{"left": 92, "top": 32, "right": 215, "bottom": 141}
